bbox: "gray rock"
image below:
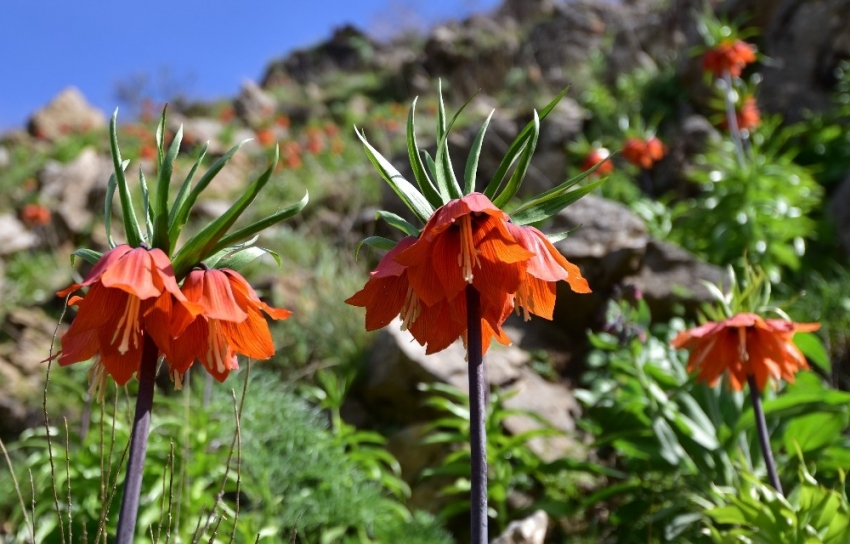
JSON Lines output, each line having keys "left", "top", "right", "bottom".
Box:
{"left": 39, "top": 148, "right": 112, "bottom": 234}
{"left": 491, "top": 510, "right": 548, "bottom": 544}
{"left": 0, "top": 215, "right": 39, "bottom": 255}
{"left": 233, "top": 80, "right": 276, "bottom": 127}
{"left": 27, "top": 87, "right": 106, "bottom": 142}
{"left": 169, "top": 114, "right": 228, "bottom": 155}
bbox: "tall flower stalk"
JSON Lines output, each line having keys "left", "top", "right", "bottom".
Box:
{"left": 55, "top": 110, "right": 307, "bottom": 541}
{"left": 346, "top": 86, "right": 600, "bottom": 540}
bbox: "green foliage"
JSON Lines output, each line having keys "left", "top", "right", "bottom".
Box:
{"left": 705, "top": 467, "right": 850, "bottom": 543}
{"left": 234, "top": 372, "right": 451, "bottom": 544}
{"left": 575, "top": 298, "right": 850, "bottom": 542}
{"left": 671, "top": 117, "right": 823, "bottom": 279}
{"left": 418, "top": 383, "right": 559, "bottom": 533}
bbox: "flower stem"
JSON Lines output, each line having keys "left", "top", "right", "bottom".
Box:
{"left": 466, "top": 285, "right": 488, "bottom": 544}
{"left": 722, "top": 70, "right": 747, "bottom": 167}
{"left": 116, "top": 334, "right": 159, "bottom": 543}
{"left": 747, "top": 375, "right": 783, "bottom": 495}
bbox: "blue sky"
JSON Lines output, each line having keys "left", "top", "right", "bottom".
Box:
{"left": 0, "top": 0, "right": 499, "bottom": 130}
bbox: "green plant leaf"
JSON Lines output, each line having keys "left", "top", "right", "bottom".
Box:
{"left": 168, "top": 139, "right": 248, "bottom": 247}
{"left": 153, "top": 111, "right": 181, "bottom": 252}
{"left": 794, "top": 332, "right": 831, "bottom": 373}
{"left": 355, "top": 236, "right": 397, "bottom": 260}
{"left": 464, "top": 109, "right": 495, "bottom": 194}
{"left": 406, "top": 97, "right": 443, "bottom": 207}
{"left": 376, "top": 210, "right": 420, "bottom": 237}
{"left": 212, "top": 191, "right": 309, "bottom": 252}
{"left": 492, "top": 110, "right": 539, "bottom": 208}
{"left": 170, "top": 146, "right": 280, "bottom": 278}
{"left": 70, "top": 248, "right": 103, "bottom": 266}
{"left": 138, "top": 168, "right": 153, "bottom": 241}
{"left": 109, "top": 109, "right": 143, "bottom": 247}
{"left": 510, "top": 179, "right": 605, "bottom": 225}
{"left": 356, "top": 128, "right": 434, "bottom": 223}
{"left": 482, "top": 86, "right": 570, "bottom": 199}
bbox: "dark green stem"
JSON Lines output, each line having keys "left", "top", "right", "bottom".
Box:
{"left": 747, "top": 375, "right": 783, "bottom": 495}
{"left": 116, "top": 334, "right": 159, "bottom": 543}
{"left": 466, "top": 285, "right": 487, "bottom": 543}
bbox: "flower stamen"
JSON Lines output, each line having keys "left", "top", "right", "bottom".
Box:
{"left": 400, "top": 287, "right": 422, "bottom": 331}
{"left": 112, "top": 295, "right": 142, "bottom": 354}
{"left": 458, "top": 215, "right": 480, "bottom": 283}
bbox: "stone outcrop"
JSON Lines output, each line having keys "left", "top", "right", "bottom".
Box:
{"left": 27, "top": 87, "right": 106, "bottom": 142}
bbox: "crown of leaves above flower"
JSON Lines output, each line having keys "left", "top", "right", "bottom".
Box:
{"left": 354, "top": 84, "right": 611, "bottom": 255}
{"left": 73, "top": 108, "right": 308, "bottom": 277}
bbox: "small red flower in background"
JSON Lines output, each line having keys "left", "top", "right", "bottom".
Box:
{"left": 671, "top": 313, "right": 820, "bottom": 392}
{"left": 622, "top": 136, "right": 666, "bottom": 169}
{"left": 255, "top": 128, "right": 276, "bottom": 147}
{"left": 347, "top": 193, "right": 590, "bottom": 354}
{"left": 702, "top": 39, "right": 756, "bottom": 78}
{"left": 276, "top": 114, "right": 291, "bottom": 129}
{"left": 168, "top": 268, "right": 291, "bottom": 383}
{"left": 281, "top": 141, "right": 303, "bottom": 169}
{"left": 218, "top": 106, "right": 235, "bottom": 123}
{"left": 21, "top": 203, "right": 51, "bottom": 228}
{"left": 581, "top": 147, "right": 613, "bottom": 176}
{"left": 306, "top": 127, "right": 325, "bottom": 155}
{"left": 57, "top": 245, "right": 203, "bottom": 387}
{"left": 721, "top": 95, "right": 761, "bottom": 132}
{"left": 139, "top": 143, "right": 157, "bottom": 160}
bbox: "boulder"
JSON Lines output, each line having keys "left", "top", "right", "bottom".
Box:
{"left": 0, "top": 214, "right": 39, "bottom": 255}
{"left": 39, "top": 148, "right": 113, "bottom": 235}
{"left": 491, "top": 510, "right": 549, "bottom": 544}
{"left": 233, "top": 81, "right": 276, "bottom": 127}
{"left": 28, "top": 87, "right": 106, "bottom": 142}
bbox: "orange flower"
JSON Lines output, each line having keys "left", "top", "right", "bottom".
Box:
{"left": 721, "top": 95, "right": 761, "bottom": 132}
{"left": 57, "top": 245, "right": 202, "bottom": 386}
{"left": 347, "top": 193, "right": 591, "bottom": 354}
{"left": 21, "top": 203, "right": 51, "bottom": 227}
{"left": 346, "top": 236, "right": 512, "bottom": 354}
{"left": 581, "top": 148, "right": 613, "bottom": 176}
{"left": 671, "top": 313, "right": 820, "bottom": 391}
{"left": 622, "top": 136, "right": 665, "bottom": 169}
{"left": 702, "top": 39, "right": 756, "bottom": 78}
{"left": 168, "top": 268, "right": 291, "bottom": 382}
{"left": 505, "top": 223, "right": 590, "bottom": 320}
{"left": 255, "top": 128, "right": 276, "bottom": 147}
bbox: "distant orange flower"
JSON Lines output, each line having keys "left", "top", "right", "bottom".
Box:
{"left": 622, "top": 136, "right": 665, "bottom": 169}
{"left": 722, "top": 95, "right": 761, "bottom": 132}
{"left": 281, "top": 141, "right": 303, "bottom": 169}
{"left": 57, "top": 245, "right": 202, "bottom": 386}
{"left": 671, "top": 313, "right": 820, "bottom": 391}
{"left": 581, "top": 148, "right": 613, "bottom": 176}
{"left": 276, "top": 114, "right": 291, "bottom": 129}
{"left": 168, "top": 268, "right": 291, "bottom": 383}
{"left": 219, "top": 106, "right": 235, "bottom": 123}
{"left": 255, "top": 128, "right": 276, "bottom": 147}
{"left": 702, "top": 39, "right": 756, "bottom": 78}
{"left": 21, "top": 203, "right": 51, "bottom": 228}
{"left": 347, "top": 193, "right": 591, "bottom": 354}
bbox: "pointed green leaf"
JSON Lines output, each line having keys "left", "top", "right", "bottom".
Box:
{"left": 104, "top": 169, "right": 122, "bottom": 249}
{"left": 109, "top": 109, "right": 143, "bottom": 247}
{"left": 71, "top": 248, "right": 103, "bottom": 266}
{"left": 423, "top": 150, "right": 439, "bottom": 184}
{"left": 168, "top": 139, "right": 248, "bottom": 245}
{"left": 434, "top": 91, "right": 476, "bottom": 200}
{"left": 483, "top": 86, "right": 570, "bottom": 199}
{"left": 203, "top": 235, "right": 259, "bottom": 268}
{"left": 375, "top": 210, "right": 420, "bottom": 237}
{"left": 464, "top": 109, "right": 494, "bottom": 194}
{"left": 354, "top": 236, "right": 397, "bottom": 260}
{"left": 510, "top": 179, "right": 604, "bottom": 225}
{"left": 546, "top": 228, "right": 578, "bottom": 243}
{"left": 212, "top": 191, "right": 308, "bottom": 252}
{"left": 138, "top": 168, "right": 153, "bottom": 241}
{"left": 170, "top": 146, "right": 279, "bottom": 278}
{"left": 406, "top": 97, "right": 442, "bottom": 207}
{"left": 492, "top": 110, "right": 539, "bottom": 208}
{"left": 794, "top": 332, "right": 831, "bottom": 373}
{"left": 153, "top": 117, "right": 182, "bottom": 252}
{"left": 210, "top": 245, "right": 282, "bottom": 271}
{"left": 356, "top": 128, "right": 433, "bottom": 223}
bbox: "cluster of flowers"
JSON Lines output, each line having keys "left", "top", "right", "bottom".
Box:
{"left": 581, "top": 135, "right": 667, "bottom": 176}
{"left": 347, "top": 193, "right": 590, "bottom": 354}
{"left": 58, "top": 244, "right": 290, "bottom": 394}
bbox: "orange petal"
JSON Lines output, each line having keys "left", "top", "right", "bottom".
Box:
{"left": 100, "top": 247, "right": 161, "bottom": 300}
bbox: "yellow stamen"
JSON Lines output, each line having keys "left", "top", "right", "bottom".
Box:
{"left": 457, "top": 215, "right": 480, "bottom": 283}
{"left": 86, "top": 358, "right": 108, "bottom": 403}
{"left": 170, "top": 369, "right": 184, "bottom": 391}
{"left": 400, "top": 287, "right": 421, "bottom": 331}
{"left": 514, "top": 287, "right": 532, "bottom": 321}
{"left": 737, "top": 327, "right": 748, "bottom": 361}
{"left": 112, "top": 295, "right": 142, "bottom": 354}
